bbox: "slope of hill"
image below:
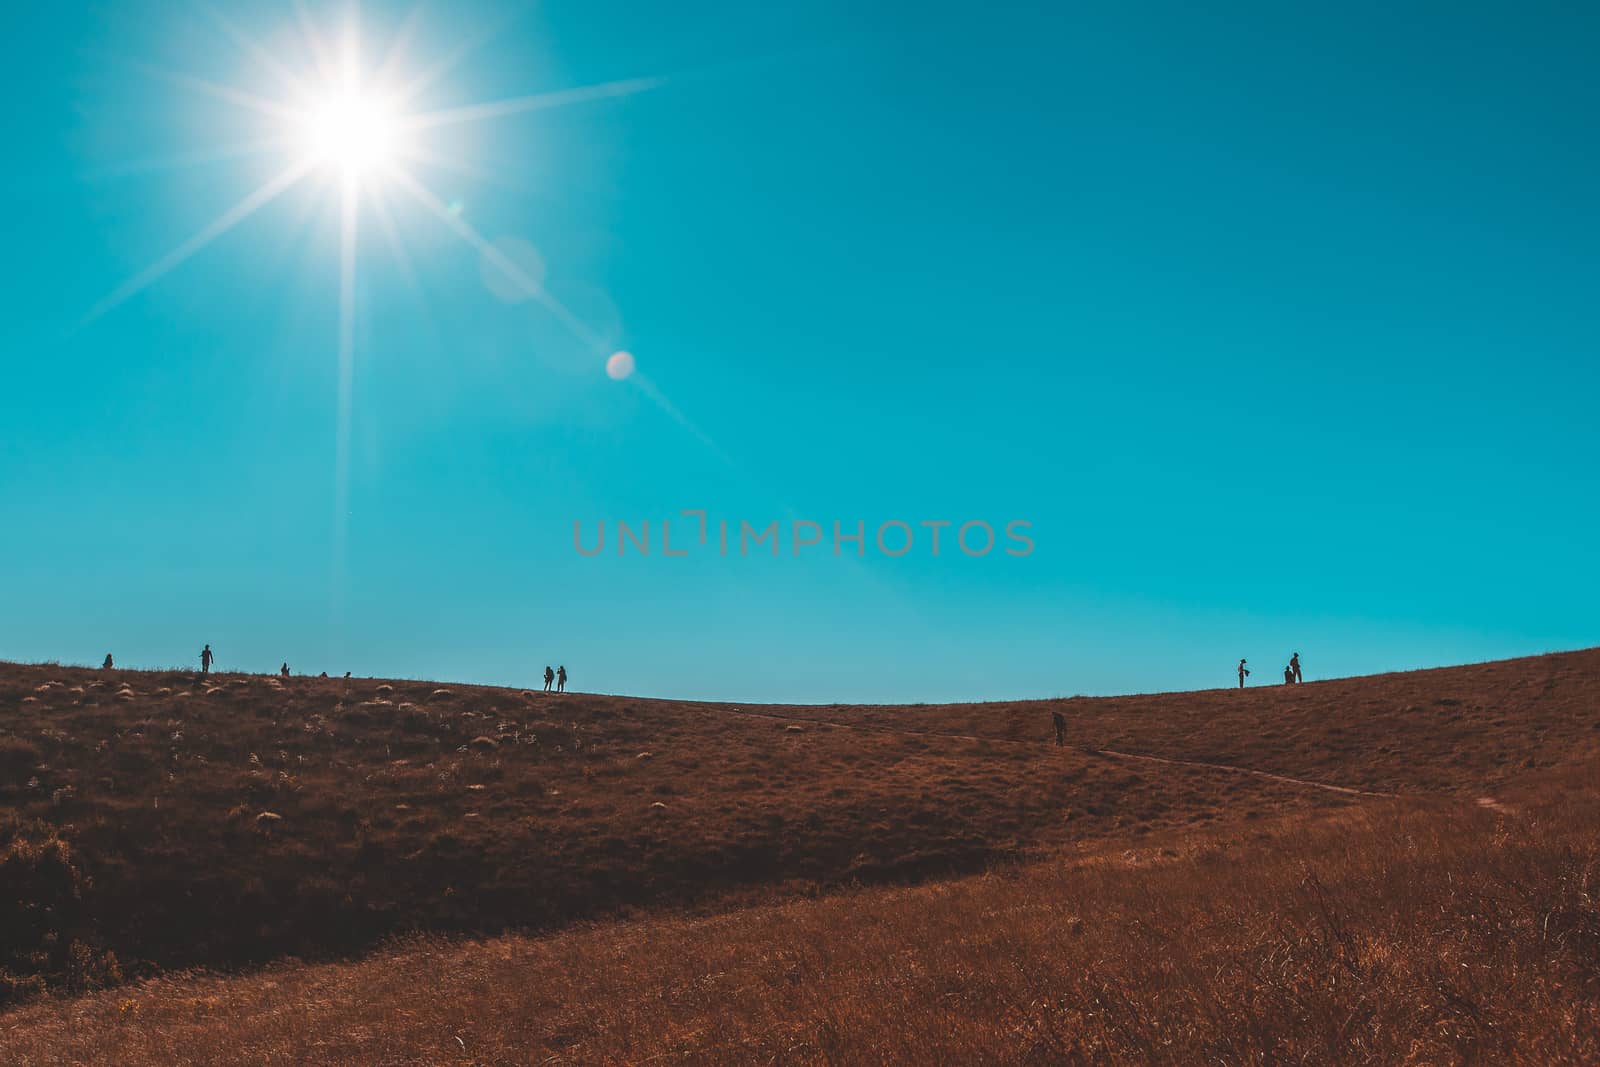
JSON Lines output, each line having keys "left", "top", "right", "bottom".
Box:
{"left": 3, "top": 764, "right": 1597, "bottom": 1064}
{"left": 0, "top": 648, "right": 1595, "bottom": 1012}
{"left": 788, "top": 647, "right": 1600, "bottom": 794}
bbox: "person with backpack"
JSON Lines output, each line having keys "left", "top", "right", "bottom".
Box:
{"left": 1238, "top": 658, "right": 1250, "bottom": 688}
{"left": 556, "top": 665, "right": 567, "bottom": 693}
{"left": 543, "top": 665, "right": 555, "bottom": 692}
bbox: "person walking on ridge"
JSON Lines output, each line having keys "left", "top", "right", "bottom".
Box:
{"left": 200, "top": 644, "right": 214, "bottom": 674}
{"left": 543, "top": 665, "right": 555, "bottom": 692}
{"left": 556, "top": 665, "right": 567, "bottom": 693}
{"left": 1290, "top": 652, "right": 1302, "bottom": 684}
{"left": 280, "top": 663, "right": 291, "bottom": 679}
{"left": 1238, "top": 658, "right": 1250, "bottom": 688}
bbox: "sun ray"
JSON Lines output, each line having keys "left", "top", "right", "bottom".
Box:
{"left": 291, "top": 0, "right": 343, "bottom": 90}
{"left": 338, "top": 175, "right": 358, "bottom": 461}
{"left": 198, "top": 2, "right": 316, "bottom": 106}
{"left": 80, "top": 159, "right": 315, "bottom": 327}
{"left": 139, "top": 63, "right": 304, "bottom": 123}
{"left": 392, "top": 144, "right": 525, "bottom": 192}
{"left": 82, "top": 138, "right": 295, "bottom": 181}
{"left": 335, "top": 4, "right": 362, "bottom": 91}
{"left": 370, "top": 2, "right": 426, "bottom": 89}
{"left": 391, "top": 163, "right": 744, "bottom": 477}
{"left": 366, "top": 181, "right": 423, "bottom": 307}
{"left": 332, "top": 170, "right": 359, "bottom": 613}
{"left": 630, "top": 372, "right": 741, "bottom": 470}
{"left": 388, "top": 167, "right": 605, "bottom": 351}
{"left": 390, "top": 6, "right": 532, "bottom": 108}
{"left": 404, "top": 75, "right": 667, "bottom": 131}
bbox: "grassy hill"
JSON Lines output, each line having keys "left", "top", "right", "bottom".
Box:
{"left": 6, "top": 786, "right": 1597, "bottom": 1064}
{"left": 0, "top": 648, "right": 1597, "bottom": 1061}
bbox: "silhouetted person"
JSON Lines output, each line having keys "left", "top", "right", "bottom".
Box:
{"left": 1291, "top": 652, "right": 1302, "bottom": 684}
{"left": 556, "top": 665, "right": 567, "bottom": 693}
{"left": 200, "top": 644, "right": 214, "bottom": 674}
{"left": 102, "top": 653, "right": 114, "bottom": 670}
{"left": 344, "top": 671, "right": 351, "bottom": 679}
{"left": 280, "top": 663, "right": 291, "bottom": 679}
{"left": 1238, "top": 658, "right": 1250, "bottom": 688}
{"left": 1284, "top": 663, "right": 1294, "bottom": 685}
{"left": 1052, "top": 711, "right": 1066, "bottom": 746}
{"left": 543, "top": 665, "right": 555, "bottom": 692}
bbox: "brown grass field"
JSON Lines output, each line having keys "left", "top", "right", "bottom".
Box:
{"left": 0, "top": 648, "right": 1597, "bottom": 1062}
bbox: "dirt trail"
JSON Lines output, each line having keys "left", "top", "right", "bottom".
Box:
{"left": 714, "top": 706, "right": 1403, "bottom": 801}
{"left": 1092, "top": 747, "right": 1398, "bottom": 799}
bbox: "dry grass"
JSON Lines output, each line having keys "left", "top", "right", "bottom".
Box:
{"left": 0, "top": 661, "right": 1358, "bottom": 995}
{"left": 2, "top": 783, "right": 1597, "bottom": 1064}
{"left": 789, "top": 648, "right": 1600, "bottom": 795}
{"left": 0, "top": 649, "right": 1597, "bottom": 1061}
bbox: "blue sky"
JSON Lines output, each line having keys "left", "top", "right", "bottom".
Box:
{"left": 1, "top": 1, "right": 1595, "bottom": 702}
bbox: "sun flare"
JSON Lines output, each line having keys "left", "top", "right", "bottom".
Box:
{"left": 301, "top": 90, "right": 403, "bottom": 177}
{"left": 85, "top": 8, "right": 670, "bottom": 387}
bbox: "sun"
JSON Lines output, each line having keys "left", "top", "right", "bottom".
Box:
{"left": 84, "top": 8, "right": 670, "bottom": 368}
{"left": 77, "top": 9, "right": 684, "bottom": 608}
{"left": 300, "top": 90, "right": 403, "bottom": 178}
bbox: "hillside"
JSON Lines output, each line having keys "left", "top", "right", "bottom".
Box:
{"left": 5, "top": 785, "right": 1597, "bottom": 1065}
{"left": 792, "top": 648, "right": 1600, "bottom": 794}
{"left": 0, "top": 648, "right": 1595, "bottom": 1017}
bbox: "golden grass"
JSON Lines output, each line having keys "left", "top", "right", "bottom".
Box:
{"left": 0, "top": 659, "right": 1363, "bottom": 996}
{"left": 2, "top": 786, "right": 1597, "bottom": 1064}
{"left": 0, "top": 649, "right": 1596, "bottom": 1061}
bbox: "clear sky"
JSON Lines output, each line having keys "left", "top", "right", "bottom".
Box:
{"left": 1, "top": 1, "right": 1595, "bottom": 703}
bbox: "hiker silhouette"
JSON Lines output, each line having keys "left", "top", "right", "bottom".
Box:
{"left": 1284, "top": 663, "right": 1295, "bottom": 685}
{"left": 102, "top": 653, "right": 114, "bottom": 670}
{"left": 1291, "top": 652, "right": 1302, "bottom": 684}
{"left": 1052, "top": 711, "right": 1066, "bottom": 746}
{"left": 543, "top": 665, "right": 555, "bottom": 692}
{"left": 1238, "top": 658, "right": 1250, "bottom": 688}
{"left": 280, "top": 663, "right": 290, "bottom": 679}
{"left": 200, "top": 644, "right": 214, "bottom": 674}
{"left": 556, "top": 665, "right": 567, "bottom": 693}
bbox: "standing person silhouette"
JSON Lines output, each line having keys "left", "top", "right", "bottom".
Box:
{"left": 280, "top": 663, "right": 290, "bottom": 679}
{"left": 200, "top": 644, "right": 214, "bottom": 674}
{"left": 543, "top": 665, "right": 555, "bottom": 692}
{"left": 1290, "top": 652, "right": 1302, "bottom": 684}
{"left": 556, "top": 665, "right": 567, "bottom": 693}
{"left": 102, "top": 653, "right": 114, "bottom": 670}
{"left": 1238, "top": 658, "right": 1250, "bottom": 688}
{"left": 1284, "top": 663, "right": 1295, "bottom": 685}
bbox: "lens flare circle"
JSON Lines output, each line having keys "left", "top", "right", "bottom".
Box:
{"left": 606, "top": 350, "right": 636, "bottom": 380}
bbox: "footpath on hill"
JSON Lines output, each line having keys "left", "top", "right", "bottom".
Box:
{"left": 710, "top": 706, "right": 1401, "bottom": 798}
